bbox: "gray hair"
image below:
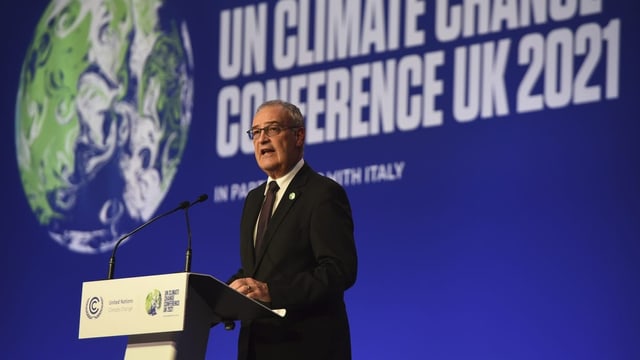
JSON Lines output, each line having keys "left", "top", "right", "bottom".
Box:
{"left": 256, "top": 100, "right": 304, "bottom": 127}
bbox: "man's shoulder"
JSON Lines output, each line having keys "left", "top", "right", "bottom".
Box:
{"left": 299, "top": 164, "right": 342, "bottom": 187}
{"left": 297, "top": 167, "right": 348, "bottom": 201}
{"left": 245, "top": 181, "right": 267, "bottom": 198}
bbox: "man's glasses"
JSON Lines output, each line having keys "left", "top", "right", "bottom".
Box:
{"left": 246, "top": 124, "right": 301, "bottom": 140}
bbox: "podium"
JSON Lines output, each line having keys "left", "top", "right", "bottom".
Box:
{"left": 78, "top": 272, "right": 285, "bottom": 359}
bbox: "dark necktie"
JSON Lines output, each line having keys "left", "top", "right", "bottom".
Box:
{"left": 255, "top": 181, "right": 279, "bottom": 253}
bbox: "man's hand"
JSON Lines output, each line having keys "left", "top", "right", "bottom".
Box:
{"left": 229, "top": 277, "right": 271, "bottom": 303}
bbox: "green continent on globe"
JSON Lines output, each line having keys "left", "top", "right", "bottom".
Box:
{"left": 15, "top": 0, "right": 193, "bottom": 254}
{"left": 145, "top": 289, "right": 162, "bottom": 315}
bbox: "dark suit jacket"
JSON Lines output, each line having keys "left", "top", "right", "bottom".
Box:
{"left": 229, "top": 163, "right": 358, "bottom": 360}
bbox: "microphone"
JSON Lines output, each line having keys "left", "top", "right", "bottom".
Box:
{"left": 183, "top": 193, "right": 209, "bottom": 272}
{"left": 107, "top": 200, "right": 190, "bottom": 279}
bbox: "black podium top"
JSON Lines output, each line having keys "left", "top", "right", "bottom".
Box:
{"left": 188, "top": 273, "right": 285, "bottom": 322}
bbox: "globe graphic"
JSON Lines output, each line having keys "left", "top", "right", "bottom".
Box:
{"left": 145, "top": 289, "right": 162, "bottom": 316}
{"left": 15, "top": 0, "right": 194, "bottom": 254}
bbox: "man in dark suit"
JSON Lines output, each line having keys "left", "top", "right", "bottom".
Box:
{"left": 228, "top": 100, "right": 358, "bottom": 360}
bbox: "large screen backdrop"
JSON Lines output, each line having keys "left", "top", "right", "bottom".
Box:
{"left": 1, "top": 1, "right": 638, "bottom": 359}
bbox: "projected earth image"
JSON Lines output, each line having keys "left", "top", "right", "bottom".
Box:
{"left": 15, "top": 0, "right": 194, "bottom": 253}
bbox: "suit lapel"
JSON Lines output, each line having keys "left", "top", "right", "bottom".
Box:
{"left": 253, "top": 164, "right": 312, "bottom": 272}
{"left": 245, "top": 183, "right": 266, "bottom": 269}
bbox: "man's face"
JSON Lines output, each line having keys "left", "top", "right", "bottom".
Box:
{"left": 251, "top": 105, "right": 304, "bottom": 179}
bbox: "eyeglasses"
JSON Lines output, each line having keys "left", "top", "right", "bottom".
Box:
{"left": 246, "top": 124, "right": 301, "bottom": 140}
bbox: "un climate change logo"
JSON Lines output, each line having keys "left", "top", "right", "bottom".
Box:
{"left": 15, "top": 0, "right": 194, "bottom": 254}
{"left": 85, "top": 296, "right": 103, "bottom": 319}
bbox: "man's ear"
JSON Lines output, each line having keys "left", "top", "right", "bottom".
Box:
{"left": 295, "top": 128, "right": 305, "bottom": 146}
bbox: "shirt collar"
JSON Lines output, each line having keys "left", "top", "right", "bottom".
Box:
{"left": 265, "top": 158, "right": 304, "bottom": 195}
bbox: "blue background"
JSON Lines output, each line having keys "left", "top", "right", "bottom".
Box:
{"left": 1, "top": 1, "right": 639, "bottom": 359}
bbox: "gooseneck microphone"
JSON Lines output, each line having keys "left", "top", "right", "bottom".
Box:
{"left": 183, "top": 194, "right": 209, "bottom": 272}
{"left": 107, "top": 200, "right": 190, "bottom": 279}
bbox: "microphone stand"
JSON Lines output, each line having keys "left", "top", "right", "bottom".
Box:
{"left": 107, "top": 201, "right": 189, "bottom": 280}
{"left": 182, "top": 194, "right": 208, "bottom": 273}
{"left": 184, "top": 206, "right": 193, "bottom": 272}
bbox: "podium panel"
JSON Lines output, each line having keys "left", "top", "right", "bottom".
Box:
{"left": 79, "top": 273, "right": 192, "bottom": 339}
{"left": 78, "top": 272, "right": 285, "bottom": 359}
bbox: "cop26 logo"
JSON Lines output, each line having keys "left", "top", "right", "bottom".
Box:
{"left": 145, "top": 289, "right": 162, "bottom": 316}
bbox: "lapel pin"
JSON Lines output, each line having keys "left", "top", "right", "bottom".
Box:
{"left": 289, "top": 192, "right": 296, "bottom": 200}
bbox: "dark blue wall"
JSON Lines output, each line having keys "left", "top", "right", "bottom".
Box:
{"left": 2, "top": 1, "right": 638, "bottom": 359}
